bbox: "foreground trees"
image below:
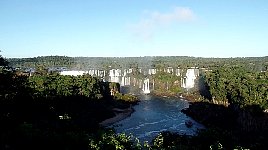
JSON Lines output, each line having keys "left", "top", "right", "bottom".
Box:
{"left": 179, "top": 65, "right": 268, "bottom": 149}
{"left": 0, "top": 54, "right": 141, "bottom": 149}
{"left": 1, "top": 53, "right": 268, "bottom": 149}
{"left": 29, "top": 74, "right": 103, "bottom": 99}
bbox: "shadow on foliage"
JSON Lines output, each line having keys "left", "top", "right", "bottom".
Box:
{"left": 179, "top": 101, "right": 268, "bottom": 149}
{"left": 197, "top": 74, "right": 212, "bottom": 100}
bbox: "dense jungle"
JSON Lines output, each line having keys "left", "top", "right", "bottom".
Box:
{"left": 1, "top": 55, "right": 268, "bottom": 149}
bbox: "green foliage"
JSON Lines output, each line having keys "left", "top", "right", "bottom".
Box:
{"left": 209, "top": 141, "right": 223, "bottom": 150}
{"left": 183, "top": 101, "right": 268, "bottom": 149}
{"left": 205, "top": 66, "right": 268, "bottom": 109}
{"left": 0, "top": 72, "right": 30, "bottom": 100}
{"left": 8, "top": 56, "right": 75, "bottom": 69}
{"left": 1, "top": 122, "right": 90, "bottom": 150}
{"left": 8, "top": 56, "right": 268, "bottom": 72}
{"left": 0, "top": 53, "right": 8, "bottom": 67}
{"left": 114, "top": 93, "right": 139, "bottom": 103}
{"left": 109, "top": 82, "right": 120, "bottom": 94}
{"left": 147, "top": 130, "right": 253, "bottom": 150}
{"left": 88, "top": 130, "right": 143, "bottom": 150}
{"left": 2, "top": 54, "right": 268, "bottom": 149}
{"left": 29, "top": 74, "right": 104, "bottom": 99}
{"left": 152, "top": 71, "right": 182, "bottom": 96}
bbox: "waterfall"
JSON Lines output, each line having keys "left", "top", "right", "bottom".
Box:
{"left": 166, "top": 82, "right": 169, "bottom": 90}
{"left": 176, "top": 68, "right": 181, "bottom": 76}
{"left": 127, "top": 77, "right": 130, "bottom": 85}
{"left": 181, "top": 69, "right": 199, "bottom": 89}
{"left": 142, "top": 78, "right": 150, "bottom": 94}
{"left": 153, "top": 79, "right": 155, "bottom": 90}
{"left": 121, "top": 76, "right": 125, "bottom": 86}
{"left": 109, "top": 69, "right": 121, "bottom": 83}
{"left": 139, "top": 79, "right": 142, "bottom": 88}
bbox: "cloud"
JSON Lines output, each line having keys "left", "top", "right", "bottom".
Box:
{"left": 151, "top": 7, "right": 195, "bottom": 24}
{"left": 129, "top": 7, "right": 196, "bottom": 41}
{"left": 130, "top": 19, "right": 154, "bottom": 41}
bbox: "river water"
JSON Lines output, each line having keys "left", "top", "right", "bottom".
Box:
{"left": 110, "top": 95, "right": 204, "bottom": 142}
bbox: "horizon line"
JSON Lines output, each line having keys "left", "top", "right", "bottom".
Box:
{"left": 6, "top": 55, "right": 268, "bottom": 59}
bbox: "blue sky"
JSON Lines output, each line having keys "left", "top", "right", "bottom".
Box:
{"left": 1, "top": 0, "right": 268, "bottom": 58}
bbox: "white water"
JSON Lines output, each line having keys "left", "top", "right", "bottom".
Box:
{"left": 60, "top": 68, "right": 200, "bottom": 92}
{"left": 111, "top": 95, "right": 204, "bottom": 143}
{"left": 142, "top": 78, "right": 150, "bottom": 94}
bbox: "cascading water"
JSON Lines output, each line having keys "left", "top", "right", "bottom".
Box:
{"left": 60, "top": 68, "right": 200, "bottom": 92}
{"left": 181, "top": 69, "right": 199, "bottom": 89}
{"left": 142, "top": 78, "right": 150, "bottom": 94}
{"left": 109, "top": 69, "right": 121, "bottom": 83}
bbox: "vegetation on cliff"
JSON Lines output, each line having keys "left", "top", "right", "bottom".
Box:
{"left": 2, "top": 54, "right": 268, "bottom": 149}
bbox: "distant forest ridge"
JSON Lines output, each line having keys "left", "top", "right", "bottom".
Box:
{"left": 8, "top": 55, "right": 268, "bottom": 71}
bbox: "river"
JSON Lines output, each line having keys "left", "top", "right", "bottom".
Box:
{"left": 110, "top": 95, "right": 204, "bottom": 142}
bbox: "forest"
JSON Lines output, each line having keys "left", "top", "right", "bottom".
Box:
{"left": 8, "top": 55, "right": 268, "bottom": 71}
{"left": 1, "top": 54, "right": 268, "bottom": 149}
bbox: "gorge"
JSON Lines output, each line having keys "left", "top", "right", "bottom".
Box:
{"left": 111, "top": 95, "right": 204, "bottom": 142}
{"left": 59, "top": 67, "right": 203, "bottom": 142}
{"left": 4, "top": 56, "right": 268, "bottom": 149}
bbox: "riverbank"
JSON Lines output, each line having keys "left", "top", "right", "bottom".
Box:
{"left": 99, "top": 91, "right": 202, "bottom": 128}
{"left": 151, "top": 91, "right": 201, "bottom": 102}
{"left": 99, "top": 106, "right": 134, "bottom": 127}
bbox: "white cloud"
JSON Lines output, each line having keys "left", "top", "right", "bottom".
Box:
{"left": 129, "top": 7, "right": 196, "bottom": 41}
{"left": 151, "top": 7, "right": 195, "bottom": 24}
{"left": 130, "top": 19, "right": 154, "bottom": 41}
